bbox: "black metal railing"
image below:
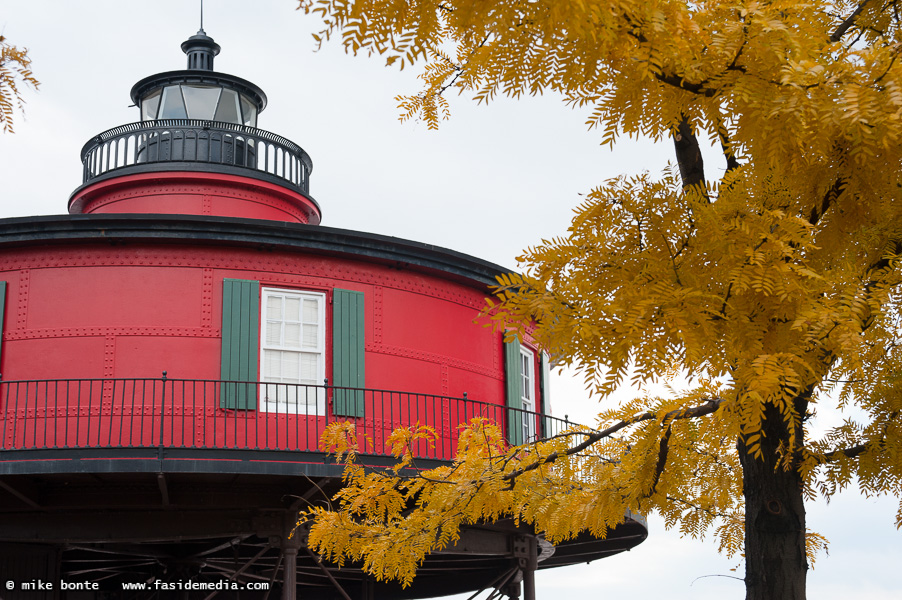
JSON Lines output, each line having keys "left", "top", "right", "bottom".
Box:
{"left": 0, "top": 378, "right": 571, "bottom": 462}
{"left": 79, "top": 119, "right": 313, "bottom": 195}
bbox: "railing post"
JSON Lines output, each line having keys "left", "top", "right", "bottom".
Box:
{"left": 158, "top": 371, "right": 167, "bottom": 460}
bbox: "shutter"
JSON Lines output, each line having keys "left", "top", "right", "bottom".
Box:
{"left": 220, "top": 279, "right": 259, "bottom": 409}
{"left": 332, "top": 289, "right": 365, "bottom": 417}
{"left": 504, "top": 336, "right": 524, "bottom": 445}
{"left": 0, "top": 281, "right": 6, "bottom": 374}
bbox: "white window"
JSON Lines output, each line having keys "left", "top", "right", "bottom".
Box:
{"left": 520, "top": 347, "right": 536, "bottom": 440}
{"left": 260, "top": 288, "right": 325, "bottom": 414}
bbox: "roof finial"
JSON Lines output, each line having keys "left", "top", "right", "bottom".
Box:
{"left": 182, "top": 1, "right": 220, "bottom": 71}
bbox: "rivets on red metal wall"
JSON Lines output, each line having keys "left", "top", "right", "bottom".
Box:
{"left": 202, "top": 268, "right": 214, "bottom": 328}
{"left": 16, "top": 269, "right": 29, "bottom": 329}
{"left": 4, "top": 326, "right": 220, "bottom": 341}
{"left": 373, "top": 286, "right": 383, "bottom": 345}
{"left": 103, "top": 336, "right": 116, "bottom": 380}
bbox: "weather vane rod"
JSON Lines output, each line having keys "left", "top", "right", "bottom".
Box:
{"left": 200, "top": 0, "right": 205, "bottom": 33}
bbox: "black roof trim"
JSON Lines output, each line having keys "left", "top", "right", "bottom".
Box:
{"left": 0, "top": 214, "right": 511, "bottom": 286}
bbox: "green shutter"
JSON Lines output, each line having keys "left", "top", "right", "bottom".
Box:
{"left": 0, "top": 281, "right": 6, "bottom": 375}
{"left": 504, "top": 336, "right": 524, "bottom": 445}
{"left": 220, "top": 279, "right": 259, "bottom": 409}
{"left": 332, "top": 289, "right": 365, "bottom": 417}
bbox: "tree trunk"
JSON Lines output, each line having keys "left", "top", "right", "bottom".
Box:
{"left": 738, "top": 402, "right": 808, "bottom": 600}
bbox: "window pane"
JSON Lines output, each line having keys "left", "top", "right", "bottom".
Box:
{"left": 214, "top": 89, "right": 241, "bottom": 124}
{"left": 284, "top": 323, "right": 301, "bottom": 348}
{"left": 182, "top": 85, "right": 221, "bottom": 120}
{"left": 141, "top": 90, "right": 161, "bottom": 121}
{"left": 302, "top": 324, "right": 318, "bottom": 348}
{"left": 158, "top": 86, "right": 187, "bottom": 119}
{"left": 299, "top": 353, "right": 318, "bottom": 382}
{"left": 264, "top": 350, "right": 281, "bottom": 378}
{"left": 282, "top": 352, "right": 300, "bottom": 380}
{"left": 285, "top": 297, "right": 301, "bottom": 322}
{"left": 240, "top": 95, "right": 257, "bottom": 127}
{"left": 266, "top": 321, "right": 281, "bottom": 346}
{"left": 267, "top": 295, "right": 282, "bottom": 319}
{"left": 303, "top": 299, "right": 318, "bottom": 323}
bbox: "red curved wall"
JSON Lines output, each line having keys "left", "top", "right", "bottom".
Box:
{"left": 69, "top": 172, "right": 322, "bottom": 224}
{"left": 0, "top": 240, "right": 544, "bottom": 456}
{"left": 0, "top": 242, "right": 500, "bottom": 389}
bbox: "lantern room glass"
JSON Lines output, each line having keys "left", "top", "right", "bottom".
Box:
{"left": 182, "top": 85, "right": 221, "bottom": 120}
{"left": 141, "top": 89, "right": 161, "bottom": 121}
{"left": 158, "top": 86, "right": 188, "bottom": 119}
{"left": 140, "top": 84, "right": 258, "bottom": 127}
{"left": 214, "top": 89, "right": 241, "bottom": 123}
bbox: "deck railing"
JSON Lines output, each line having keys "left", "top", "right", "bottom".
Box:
{"left": 79, "top": 119, "right": 313, "bottom": 195}
{"left": 0, "top": 378, "right": 570, "bottom": 462}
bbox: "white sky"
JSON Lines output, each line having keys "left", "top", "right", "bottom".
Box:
{"left": 0, "top": 1, "right": 900, "bottom": 598}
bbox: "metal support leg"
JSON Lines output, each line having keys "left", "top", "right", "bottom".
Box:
{"left": 513, "top": 535, "right": 538, "bottom": 600}
{"left": 522, "top": 563, "right": 536, "bottom": 600}
{"left": 281, "top": 511, "right": 304, "bottom": 600}
{"left": 281, "top": 547, "right": 298, "bottom": 600}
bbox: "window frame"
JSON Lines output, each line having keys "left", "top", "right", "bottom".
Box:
{"left": 519, "top": 346, "right": 536, "bottom": 441}
{"left": 258, "top": 286, "right": 326, "bottom": 415}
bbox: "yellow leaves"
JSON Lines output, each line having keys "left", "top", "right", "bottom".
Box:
{"left": 0, "top": 36, "right": 40, "bottom": 133}
{"left": 805, "top": 529, "right": 830, "bottom": 568}
{"left": 300, "top": 0, "right": 902, "bottom": 588}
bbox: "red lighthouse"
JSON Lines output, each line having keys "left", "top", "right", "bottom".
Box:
{"left": 0, "top": 26, "right": 646, "bottom": 599}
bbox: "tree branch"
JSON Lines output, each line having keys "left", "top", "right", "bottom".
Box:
{"left": 809, "top": 178, "right": 846, "bottom": 225}
{"left": 715, "top": 114, "right": 741, "bottom": 175}
{"left": 648, "top": 425, "right": 673, "bottom": 496}
{"left": 817, "top": 441, "right": 871, "bottom": 464}
{"left": 673, "top": 116, "right": 709, "bottom": 196}
{"left": 831, "top": 1, "right": 879, "bottom": 43}
{"left": 816, "top": 411, "right": 900, "bottom": 465}
{"left": 502, "top": 398, "right": 725, "bottom": 482}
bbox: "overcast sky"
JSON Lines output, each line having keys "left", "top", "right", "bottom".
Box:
{"left": 1, "top": 1, "right": 900, "bottom": 598}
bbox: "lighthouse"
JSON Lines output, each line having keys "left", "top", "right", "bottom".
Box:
{"left": 0, "top": 25, "right": 646, "bottom": 600}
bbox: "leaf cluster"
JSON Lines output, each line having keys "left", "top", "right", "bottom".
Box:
{"left": 0, "top": 36, "right": 39, "bottom": 133}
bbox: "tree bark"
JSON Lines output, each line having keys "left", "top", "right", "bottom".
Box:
{"left": 738, "top": 402, "right": 808, "bottom": 600}
{"left": 672, "top": 116, "right": 706, "bottom": 192}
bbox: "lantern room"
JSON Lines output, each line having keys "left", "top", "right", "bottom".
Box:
{"left": 132, "top": 28, "right": 264, "bottom": 126}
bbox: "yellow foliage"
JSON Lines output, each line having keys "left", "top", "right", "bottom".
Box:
{"left": 297, "top": 0, "right": 902, "bottom": 593}
{"left": 0, "top": 36, "right": 39, "bottom": 133}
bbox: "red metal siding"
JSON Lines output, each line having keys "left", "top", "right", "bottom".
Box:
{"left": 69, "top": 171, "right": 321, "bottom": 224}
{"left": 0, "top": 241, "right": 509, "bottom": 454}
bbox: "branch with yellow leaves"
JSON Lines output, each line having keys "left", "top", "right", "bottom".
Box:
{"left": 814, "top": 410, "right": 900, "bottom": 465}
{"left": 502, "top": 397, "right": 725, "bottom": 483}
{"left": 830, "top": 0, "right": 881, "bottom": 43}
{"left": 0, "top": 36, "right": 40, "bottom": 133}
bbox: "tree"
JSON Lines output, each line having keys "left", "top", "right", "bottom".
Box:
{"left": 296, "top": 2, "right": 902, "bottom": 599}
{"left": 0, "top": 35, "right": 38, "bottom": 133}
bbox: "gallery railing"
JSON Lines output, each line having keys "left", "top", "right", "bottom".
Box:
{"left": 0, "top": 378, "right": 570, "bottom": 462}
{"left": 79, "top": 119, "right": 313, "bottom": 195}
